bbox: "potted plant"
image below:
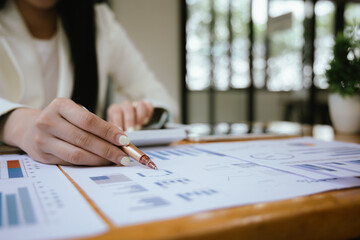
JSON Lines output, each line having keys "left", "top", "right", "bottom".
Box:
{"left": 326, "top": 26, "right": 360, "bottom": 133}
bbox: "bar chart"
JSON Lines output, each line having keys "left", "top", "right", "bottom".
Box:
{"left": 7, "top": 160, "right": 24, "bottom": 178}
{"left": 0, "top": 155, "right": 107, "bottom": 239}
{"left": 144, "top": 147, "right": 224, "bottom": 161}
{"left": 154, "top": 178, "right": 191, "bottom": 189}
{"left": 0, "top": 159, "right": 26, "bottom": 179}
{"left": 177, "top": 189, "right": 219, "bottom": 202}
{"left": 90, "top": 174, "right": 132, "bottom": 184}
{"left": 0, "top": 187, "right": 37, "bottom": 227}
{"left": 129, "top": 196, "right": 170, "bottom": 211}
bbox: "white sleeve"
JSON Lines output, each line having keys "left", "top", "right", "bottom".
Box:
{"left": 95, "top": 4, "right": 178, "bottom": 121}
{"left": 0, "top": 98, "right": 27, "bottom": 117}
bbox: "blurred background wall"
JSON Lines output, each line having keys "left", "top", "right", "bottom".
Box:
{"left": 110, "top": 0, "right": 181, "bottom": 116}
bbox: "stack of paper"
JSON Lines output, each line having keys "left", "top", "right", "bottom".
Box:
{"left": 2, "top": 137, "right": 360, "bottom": 238}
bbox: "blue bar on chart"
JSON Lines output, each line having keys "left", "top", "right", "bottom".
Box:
{"left": 177, "top": 189, "right": 218, "bottom": 202}
{"left": 90, "top": 174, "right": 132, "bottom": 184}
{"left": 185, "top": 148, "right": 205, "bottom": 155}
{"left": 322, "top": 162, "right": 360, "bottom": 173}
{"left": 18, "top": 187, "right": 37, "bottom": 224}
{"left": 7, "top": 160, "right": 24, "bottom": 178}
{"left": 154, "top": 178, "right": 191, "bottom": 188}
{"left": 145, "top": 152, "right": 169, "bottom": 161}
{"left": 130, "top": 197, "right": 170, "bottom": 211}
{"left": 146, "top": 148, "right": 206, "bottom": 161}
{"left": 173, "top": 149, "right": 196, "bottom": 156}
{"left": 291, "top": 164, "right": 337, "bottom": 178}
{"left": 165, "top": 150, "right": 182, "bottom": 156}
{"left": 6, "top": 194, "right": 19, "bottom": 226}
{"left": 348, "top": 160, "right": 360, "bottom": 165}
{"left": 155, "top": 151, "right": 171, "bottom": 156}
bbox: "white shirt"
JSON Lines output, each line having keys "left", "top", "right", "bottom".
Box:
{"left": 33, "top": 35, "right": 59, "bottom": 108}
{"left": 0, "top": 1, "right": 177, "bottom": 118}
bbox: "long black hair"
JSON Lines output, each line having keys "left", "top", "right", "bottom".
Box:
{"left": 0, "top": 0, "right": 99, "bottom": 113}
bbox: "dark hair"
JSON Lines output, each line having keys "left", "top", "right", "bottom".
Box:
{"left": 0, "top": 0, "right": 99, "bottom": 113}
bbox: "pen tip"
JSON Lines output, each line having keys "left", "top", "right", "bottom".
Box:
{"left": 140, "top": 155, "right": 158, "bottom": 170}
{"left": 148, "top": 162, "right": 158, "bottom": 170}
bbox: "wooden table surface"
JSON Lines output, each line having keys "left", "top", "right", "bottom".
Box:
{"left": 77, "top": 130, "right": 360, "bottom": 240}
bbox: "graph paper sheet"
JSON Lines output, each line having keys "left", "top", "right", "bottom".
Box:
{"left": 62, "top": 138, "right": 360, "bottom": 227}
{"left": 0, "top": 155, "right": 107, "bottom": 240}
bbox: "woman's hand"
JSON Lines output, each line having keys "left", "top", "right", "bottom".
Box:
{"left": 107, "top": 100, "right": 154, "bottom": 131}
{"left": 0, "top": 98, "right": 131, "bottom": 166}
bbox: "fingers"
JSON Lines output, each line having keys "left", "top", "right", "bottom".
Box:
{"left": 109, "top": 106, "right": 124, "bottom": 131}
{"left": 135, "top": 101, "right": 153, "bottom": 127}
{"left": 122, "top": 101, "right": 136, "bottom": 131}
{"left": 43, "top": 137, "right": 129, "bottom": 166}
{"left": 47, "top": 120, "right": 130, "bottom": 166}
{"left": 107, "top": 103, "right": 130, "bottom": 130}
{"left": 11, "top": 99, "right": 132, "bottom": 167}
{"left": 143, "top": 102, "right": 154, "bottom": 125}
{"left": 107, "top": 101, "right": 154, "bottom": 131}
{"left": 50, "top": 98, "right": 130, "bottom": 147}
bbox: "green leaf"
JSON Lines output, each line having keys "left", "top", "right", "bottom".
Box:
{"left": 326, "top": 28, "right": 360, "bottom": 97}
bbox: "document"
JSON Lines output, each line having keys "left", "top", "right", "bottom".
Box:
{"left": 0, "top": 155, "right": 107, "bottom": 240}
{"left": 196, "top": 137, "right": 360, "bottom": 180}
{"left": 62, "top": 140, "right": 360, "bottom": 227}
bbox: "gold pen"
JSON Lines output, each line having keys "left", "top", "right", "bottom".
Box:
{"left": 78, "top": 104, "right": 157, "bottom": 170}
{"left": 121, "top": 144, "right": 158, "bottom": 170}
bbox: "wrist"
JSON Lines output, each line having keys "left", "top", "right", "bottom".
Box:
{"left": 0, "top": 108, "right": 39, "bottom": 148}
{"left": 0, "top": 110, "right": 16, "bottom": 145}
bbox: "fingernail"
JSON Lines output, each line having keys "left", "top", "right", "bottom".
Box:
{"left": 143, "top": 117, "right": 149, "bottom": 125}
{"left": 118, "top": 135, "right": 130, "bottom": 146}
{"left": 135, "top": 125, "right": 141, "bottom": 131}
{"left": 81, "top": 105, "right": 89, "bottom": 111}
{"left": 118, "top": 126, "right": 123, "bottom": 131}
{"left": 119, "top": 156, "right": 130, "bottom": 166}
{"left": 127, "top": 127, "right": 134, "bottom": 132}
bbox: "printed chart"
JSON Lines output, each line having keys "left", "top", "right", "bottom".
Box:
{"left": 62, "top": 140, "right": 360, "bottom": 227}
{"left": 62, "top": 146, "right": 239, "bottom": 226}
{"left": 0, "top": 155, "right": 107, "bottom": 239}
{"left": 198, "top": 137, "right": 360, "bottom": 180}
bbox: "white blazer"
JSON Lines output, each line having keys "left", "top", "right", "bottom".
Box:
{"left": 0, "top": 1, "right": 177, "bottom": 118}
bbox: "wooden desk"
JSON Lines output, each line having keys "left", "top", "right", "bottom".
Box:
{"left": 79, "top": 129, "right": 360, "bottom": 240}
